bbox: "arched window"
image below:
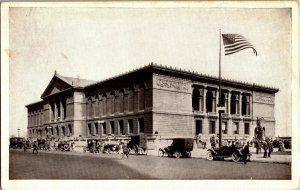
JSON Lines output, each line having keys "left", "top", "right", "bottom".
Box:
{"left": 61, "top": 126, "right": 65, "bottom": 136}
{"left": 242, "top": 95, "right": 249, "bottom": 115}
{"left": 220, "top": 92, "right": 226, "bottom": 107}
{"left": 68, "top": 124, "right": 72, "bottom": 136}
{"left": 230, "top": 94, "right": 237, "bottom": 114}
{"left": 87, "top": 98, "right": 93, "bottom": 117}
{"left": 110, "top": 92, "right": 115, "bottom": 114}
{"left": 119, "top": 90, "right": 124, "bottom": 113}
{"left": 138, "top": 85, "right": 145, "bottom": 110}
{"left": 94, "top": 96, "right": 99, "bottom": 117}
{"left": 206, "top": 90, "right": 213, "bottom": 112}
{"left": 192, "top": 88, "right": 200, "bottom": 111}
{"left": 128, "top": 87, "right": 134, "bottom": 112}
{"left": 51, "top": 127, "right": 54, "bottom": 136}
{"left": 56, "top": 126, "right": 59, "bottom": 137}
{"left": 102, "top": 95, "right": 107, "bottom": 115}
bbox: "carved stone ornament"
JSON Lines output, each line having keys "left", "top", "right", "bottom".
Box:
{"left": 254, "top": 94, "right": 274, "bottom": 104}
{"left": 156, "top": 78, "right": 188, "bottom": 91}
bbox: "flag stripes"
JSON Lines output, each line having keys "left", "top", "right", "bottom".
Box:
{"left": 222, "top": 34, "right": 257, "bottom": 56}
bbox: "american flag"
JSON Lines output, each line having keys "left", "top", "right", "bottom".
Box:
{"left": 222, "top": 34, "right": 257, "bottom": 56}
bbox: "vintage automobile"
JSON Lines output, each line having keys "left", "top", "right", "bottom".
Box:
{"left": 158, "top": 138, "right": 194, "bottom": 158}
{"left": 57, "top": 141, "right": 71, "bottom": 151}
{"left": 83, "top": 139, "right": 102, "bottom": 153}
{"left": 206, "top": 143, "right": 251, "bottom": 162}
{"left": 102, "top": 142, "right": 120, "bottom": 154}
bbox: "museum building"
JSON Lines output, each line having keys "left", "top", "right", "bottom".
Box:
{"left": 26, "top": 63, "right": 279, "bottom": 144}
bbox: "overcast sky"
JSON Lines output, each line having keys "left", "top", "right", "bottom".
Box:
{"left": 8, "top": 7, "right": 292, "bottom": 137}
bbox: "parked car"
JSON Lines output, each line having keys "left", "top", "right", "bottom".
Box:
{"left": 103, "top": 142, "right": 120, "bottom": 154}
{"left": 206, "top": 143, "right": 251, "bottom": 162}
{"left": 57, "top": 141, "right": 71, "bottom": 151}
{"left": 158, "top": 138, "right": 194, "bottom": 158}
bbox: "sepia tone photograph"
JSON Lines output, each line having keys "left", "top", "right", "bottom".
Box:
{"left": 1, "top": 1, "right": 299, "bottom": 190}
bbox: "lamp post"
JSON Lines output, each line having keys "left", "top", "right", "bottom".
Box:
{"left": 18, "top": 128, "right": 20, "bottom": 137}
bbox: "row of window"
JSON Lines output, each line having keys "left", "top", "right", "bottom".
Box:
{"left": 28, "top": 125, "right": 73, "bottom": 138}
{"left": 28, "top": 111, "right": 43, "bottom": 127}
{"left": 87, "top": 118, "right": 145, "bottom": 136}
{"left": 192, "top": 88, "right": 250, "bottom": 115}
{"left": 87, "top": 86, "right": 146, "bottom": 118}
{"left": 195, "top": 120, "right": 250, "bottom": 135}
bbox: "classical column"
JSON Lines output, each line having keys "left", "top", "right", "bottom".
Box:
{"left": 60, "top": 99, "right": 64, "bottom": 120}
{"left": 228, "top": 91, "right": 231, "bottom": 115}
{"left": 203, "top": 87, "right": 207, "bottom": 113}
{"left": 54, "top": 101, "right": 58, "bottom": 121}
{"left": 239, "top": 93, "right": 242, "bottom": 115}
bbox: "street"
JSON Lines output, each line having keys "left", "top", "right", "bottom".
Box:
{"left": 9, "top": 150, "right": 291, "bottom": 180}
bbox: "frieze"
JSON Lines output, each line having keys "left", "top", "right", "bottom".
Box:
{"left": 253, "top": 94, "right": 274, "bottom": 104}
{"left": 156, "top": 78, "right": 188, "bottom": 91}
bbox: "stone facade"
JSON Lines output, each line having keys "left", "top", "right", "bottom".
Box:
{"left": 26, "top": 64, "right": 278, "bottom": 146}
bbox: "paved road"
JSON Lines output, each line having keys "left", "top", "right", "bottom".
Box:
{"left": 9, "top": 150, "right": 291, "bottom": 180}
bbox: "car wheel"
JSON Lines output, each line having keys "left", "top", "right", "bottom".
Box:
{"left": 206, "top": 152, "right": 214, "bottom": 161}
{"left": 174, "top": 151, "right": 181, "bottom": 159}
{"left": 158, "top": 149, "right": 164, "bottom": 157}
{"left": 232, "top": 152, "right": 240, "bottom": 162}
{"left": 186, "top": 151, "right": 191, "bottom": 158}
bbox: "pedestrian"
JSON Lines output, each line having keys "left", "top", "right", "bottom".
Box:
{"left": 70, "top": 141, "right": 74, "bottom": 152}
{"left": 241, "top": 142, "right": 250, "bottom": 164}
{"left": 210, "top": 135, "right": 216, "bottom": 149}
{"left": 32, "top": 141, "right": 38, "bottom": 154}
{"left": 122, "top": 143, "right": 129, "bottom": 158}
{"left": 23, "top": 141, "right": 27, "bottom": 152}
{"left": 267, "top": 138, "right": 274, "bottom": 158}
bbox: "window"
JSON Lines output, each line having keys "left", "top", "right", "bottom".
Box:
{"left": 128, "top": 88, "right": 134, "bottom": 112}
{"left": 95, "top": 123, "right": 99, "bottom": 135}
{"left": 56, "top": 126, "right": 59, "bottom": 136}
{"left": 94, "top": 97, "right": 99, "bottom": 117}
{"left": 138, "top": 118, "right": 144, "bottom": 133}
{"left": 88, "top": 98, "right": 93, "bottom": 117}
{"left": 242, "top": 95, "right": 249, "bottom": 116}
{"left": 56, "top": 100, "right": 61, "bottom": 118}
{"left": 233, "top": 122, "right": 239, "bottom": 134}
{"left": 192, "top": 89, "right": 200, "bottom": 111}
{"left": 195, "top": 120, "right": 202, "bottom": 134}
{"left": 111, "top": 93, "right": 115, "bottom": 114}
{"left": 209, "top": 121, "right": 215, "bottom": 134}
{"left": 206, "top": 90, "right": 213, "bottom": 112}
{"left": 88, "top": 123, "right": 92, "bottom": 136}
{"left": 138, "top": 85, "right": 145, "bottom": 110}
{"left": 62, "top": 98, "right": 67, "bottom": 119}
{"left": 62, "top": 126, "right": 65, "bottom": 136}
{"left": 222, "top": 122, "right": 227, "bottom": 134}
{"left": 119, "top": 120, "right": 124, "bottom": 135}
{"left": 230, "top": 94, "right": 237, "bottom": 114}
{"left": 102, "top": 122, "right": 106, "bottom": 135}
{"left": 119, "top": 90, "right": 124, "bottom": 113}
{"left": 110, "top": 121, "right": 115, "bottom": 135}
{"left": 128, "top": 119, "right": 133, "bottom": 134}
{"left": 244, "top": 123, "right": 250, "bottom": 135}
{"left": 68, "top": 125, "right": 72, "bottom": 136}
{"left": 51, "top": 128, "right": 54, "bottom": 135}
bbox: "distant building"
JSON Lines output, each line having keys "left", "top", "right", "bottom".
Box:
{"left": 25, "top": 64, "right": 278, "bottom": 145}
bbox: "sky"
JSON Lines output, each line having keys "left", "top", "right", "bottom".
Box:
{"left": 7, "top": 7, "right": 292, "bottom": 137}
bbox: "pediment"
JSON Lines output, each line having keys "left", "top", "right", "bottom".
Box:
{"left": 41, "top": 76, "right": 73, "bottom": 98}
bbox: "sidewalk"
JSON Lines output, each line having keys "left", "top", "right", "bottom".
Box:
{"left": 191, "top": 148, "right": 291, "bottom": 164}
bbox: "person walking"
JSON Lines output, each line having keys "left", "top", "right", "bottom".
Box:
{"left": 267, "top": 138, "right": 274, "bottom": 158}
{"left": 241, "top": 142, "right": 250, "bottom": 164}
{"left": 32, "top": 141, "right": 38, "bottom": 154}
{"left": 122, "top": 143, "right": 129, "bottom": 158}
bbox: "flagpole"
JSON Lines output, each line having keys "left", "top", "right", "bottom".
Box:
{"left": 218, "top": 29, "right": 222, "bottom": 148}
